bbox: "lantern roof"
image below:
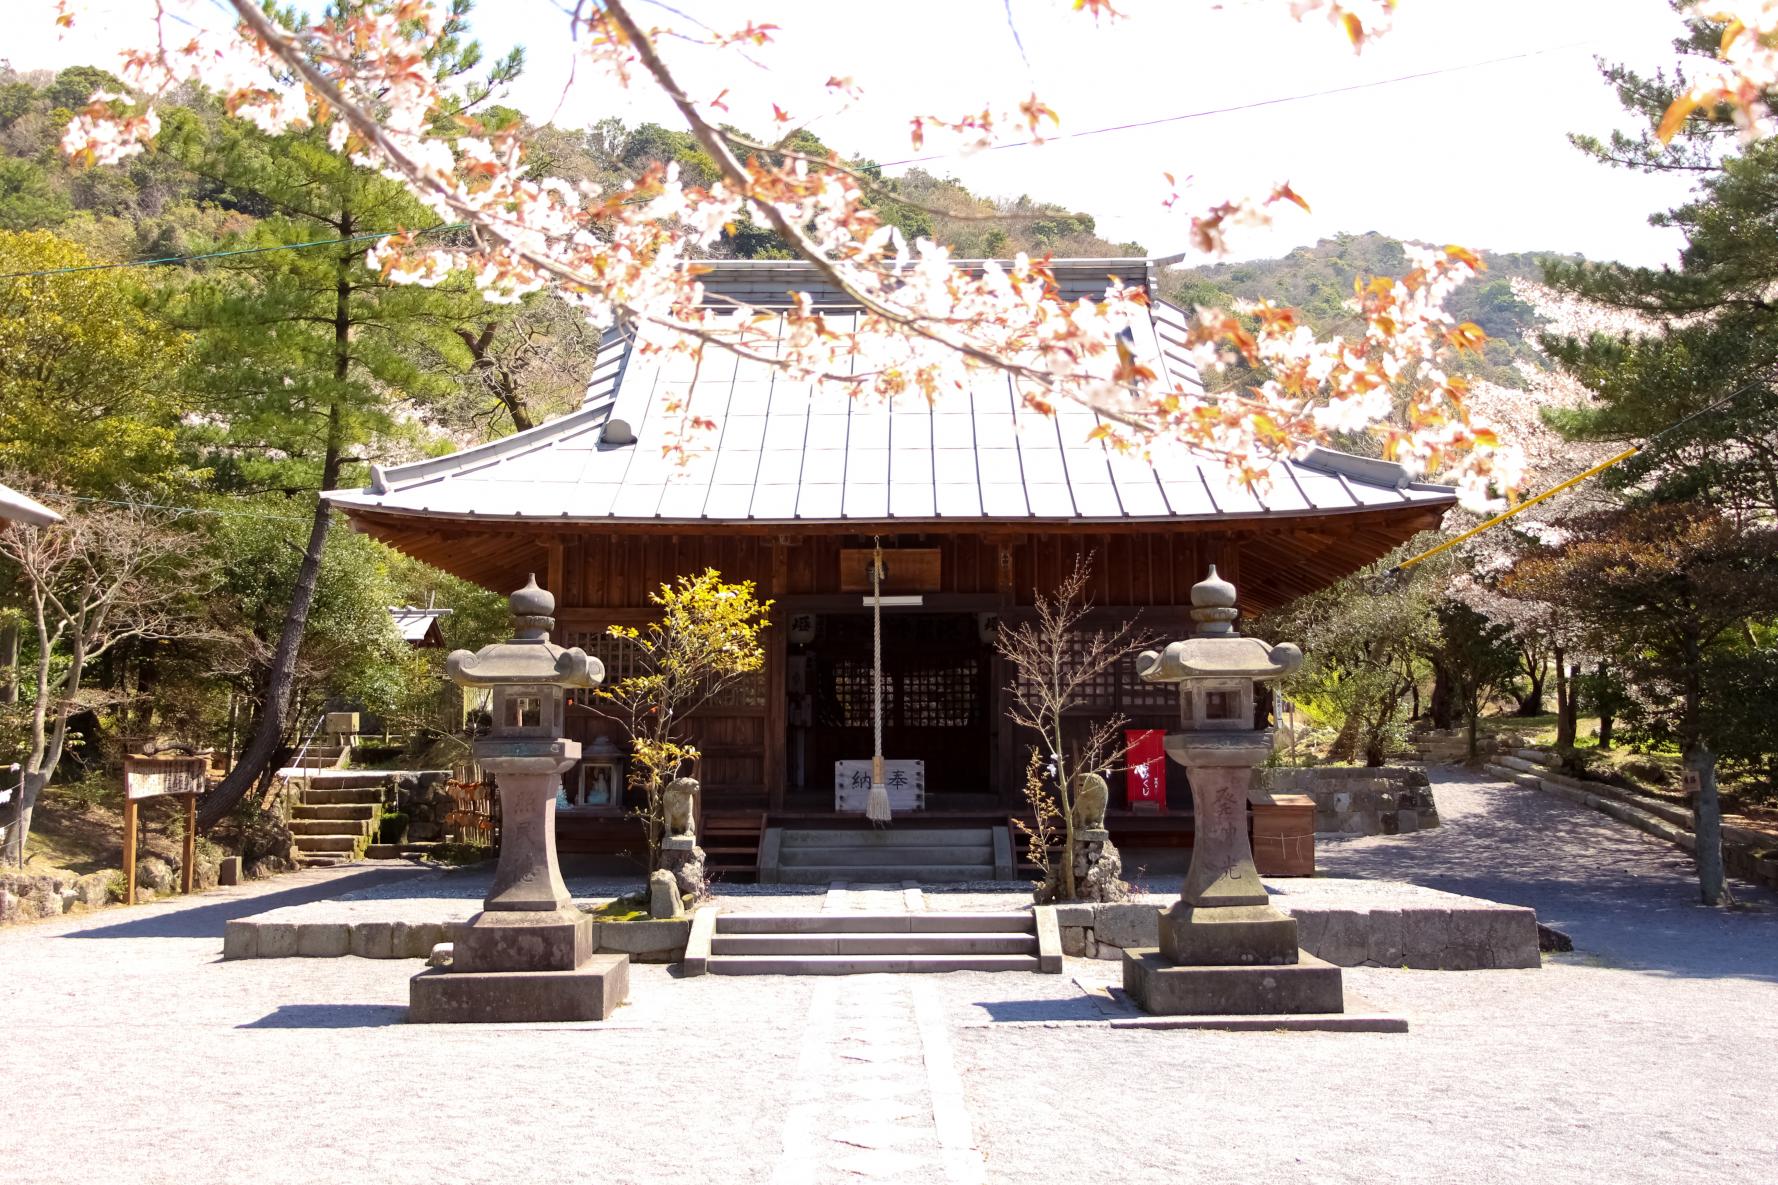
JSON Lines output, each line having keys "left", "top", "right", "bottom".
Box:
{"left": 445, "top": 577, "right": 604, "bottom": 689}
{"left": 1137, "top": 567, "right": 1303, "bottom": 683}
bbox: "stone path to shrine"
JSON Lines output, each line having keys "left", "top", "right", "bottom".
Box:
{"left": 1, "top": 767, "right": 1774, "bottom": 1185}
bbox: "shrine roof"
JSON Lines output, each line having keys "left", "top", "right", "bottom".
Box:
{"left": 0, "top": 483, "right": 61, "bottom": 528}
{"left": 324, "top": 260, "right": 1456, "bottom": 529}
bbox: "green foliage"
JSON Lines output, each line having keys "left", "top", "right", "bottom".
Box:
{"left": 0, "top": 230, "right": 190, "bottom": 493}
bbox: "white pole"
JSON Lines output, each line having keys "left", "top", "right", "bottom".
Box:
{"left": 866, "top": 540, "right": 891, "bottom": 824}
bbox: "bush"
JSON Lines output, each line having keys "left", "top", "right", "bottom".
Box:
{"left": 1620, "top": 758, "right": 1673, "bottom": 788}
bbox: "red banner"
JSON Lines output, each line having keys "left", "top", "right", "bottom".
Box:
{"left": 1123, "top": 729, "right": 1166, "bottom": 810}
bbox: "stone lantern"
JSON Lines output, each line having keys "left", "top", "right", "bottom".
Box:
{"left": 409, "top": 575, "right": 630, "bottom": 1023}
{"left": 1121, "top": 567, "right": 1346, "bottom": 1016}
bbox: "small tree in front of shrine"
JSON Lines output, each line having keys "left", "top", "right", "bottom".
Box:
{"left": 997, "top": 555, "right": 1151, "bottom": 902}
{"left": 593, "top": 570, "right": 771, "bottom": 877}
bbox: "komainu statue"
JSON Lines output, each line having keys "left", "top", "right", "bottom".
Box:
{"left": 663, "top": 777, "right": 697, "bottom": 841}
{"left": 1072, "top": 772, "right": 1109, "bottom": 835}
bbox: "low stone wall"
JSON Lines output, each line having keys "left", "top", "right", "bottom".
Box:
{"left": 222, "top": 912, "right": 693, "bottom": 963}
{"left": 1259, "top": 766, "right": 1441, "bottom": 836}
{"left": 1409, "top": 727, "right": 1514, "bottom": 764}
{"left": 0, "top": 869, "right": 113, "bottom": 924}
{"left": 1055, "top": 889, "right": 1539, "bottom": 970}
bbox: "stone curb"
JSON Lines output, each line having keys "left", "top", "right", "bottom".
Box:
{"left": 682, "top": 906, "right": 717, "bottom": 976}
{"left": 224, "top": 914, "right": 692, "bottom": 962}
{"left": 1055, "top": 900, "right": 1539, "bottom": 970}
{"left": 1484, "top": 762, "right": 1698, "bottom": 854}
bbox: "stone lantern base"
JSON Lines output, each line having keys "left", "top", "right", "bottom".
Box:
{"left": 1121, "top": 949, "right": 1344, "bottom": 1016}
{"left": 410, "top": 910, "right": 630, "bottom": 1023}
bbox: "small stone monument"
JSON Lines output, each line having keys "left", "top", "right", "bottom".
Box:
{"left": 1122, "top": 567, "right": 1346, "bottom": 1015}
{"left": 658, "top": 776, "right": 706, "bottom": 900}
{"left": 1057, "top": 772, "right": 1128, "bottom": 904}
{"left": 408, "top": 576, "right": 630, "bottom": 1023}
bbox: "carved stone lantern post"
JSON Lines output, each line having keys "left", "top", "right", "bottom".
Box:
{"left": 409, "top": 576, "right": 630, "bottom": 1023}
{"left": 1121, "top": 567, "right": 1346, "bottom": 1015}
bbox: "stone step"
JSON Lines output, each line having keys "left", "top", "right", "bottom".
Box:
{"left": 779, "top": 827, "right": 993, "bottom": 847}
{"left": 291, "top": 804, "right": 378, "bottom": 821}
{"left": 717, "top": 912, "right": 1033, "bottom": 934}
{"left": 708, "top": 953, "right": 1040, "bottom": 975}
{"left": 293, "top": 834, "right": 362, "bottom": 853}
{"left": 773, "top": 864, "right": 995, "bottom": 884}
{"left": 777, "top": 843, "right": 994, "bottom": 867}
{"left": 293, "top": 851, "right": 356, "bottom": 867}
{"left": 276, "top": 772, "right": 389, "bottom": 790}
{"left": 711, "top": 931, "right": 1037, "bottom": 956}
{"left": 299, "top": 786, "right": 387, "bottom": 805}
{"left": 289, "top": 818, "right": 373, "bottom": 836}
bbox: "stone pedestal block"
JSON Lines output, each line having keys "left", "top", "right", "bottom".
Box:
{"left": 408, "top": 954, "right": 630, "bottom": 1023}
{"left": 1122, "top": 948, "right": 1344, "bottom": 1015}
{"left": 451, "top": 908, "right": 594, "bottom": 973}
{"left": 1159, "top": 902, "right": 1299, "bottom": 966}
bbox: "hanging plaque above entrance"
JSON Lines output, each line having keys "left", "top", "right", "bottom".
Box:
{"left": 838, "top": 548, "right": 941, "bottom": 593}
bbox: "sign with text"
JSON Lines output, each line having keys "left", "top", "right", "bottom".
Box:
{"left": 124, "top": 753, "right": 209, "bottom": 800}
{"left": 835, "top": 759, "right": 925, "bottom": 812}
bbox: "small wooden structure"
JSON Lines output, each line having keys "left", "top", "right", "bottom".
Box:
{"left": 325, "top": 260, "right": 1455, "bottom": 869}
{"left": 122, "top": 750, "right": 208, "bottom": 904}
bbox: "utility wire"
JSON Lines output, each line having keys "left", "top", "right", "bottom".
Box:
{"left": 0, "top": 221, "right": 466, "bottom": 280}
{"left": 876, "top": 38, "right": 1605, "bottom": 170}
{"left": 1393, "top": 379, "right": 1771, "bottom": 573}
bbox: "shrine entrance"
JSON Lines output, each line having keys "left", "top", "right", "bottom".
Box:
{"left": 786, "top": 611, "right": 994, "bottom": 807}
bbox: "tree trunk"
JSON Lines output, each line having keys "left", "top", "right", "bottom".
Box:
{"left": 197, "top": 218, "right": 354, "bottom": 832}
{"left": 1690, "top": 746, "right": 1725, "bottom": 906}
{"left": 1465, "top": 691, "right": 1481, "bottom": 765}
{"left": 1679, "top": 623, "right": 1725, "bottom": 905}
{"left": 1514, "top": 649, "right": 1546, "bottom": 716}
{"left": 1429, "top": 660, "right": 1459, "bottom": 730}
{"left": 1327, "top": 710, "right": 1365, "bottom": 764}
{"left": 0, "top": 620, "right": 16, "bottom": 706}
{"left": 1595, "top": 662, "right": 1615, "bottom": 750}
{"left": 1553, "top": 646, "right": 1578, "bottom": 750}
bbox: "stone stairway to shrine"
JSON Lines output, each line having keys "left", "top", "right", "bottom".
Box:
{"left": 707, "top": 910, "right": 1049, "bottom": 975}
{"left": 286, "top": 773, "right": 386, "bottom": 867}
{"left": 760, "top": 825, "right": 1015, "bottom": 884}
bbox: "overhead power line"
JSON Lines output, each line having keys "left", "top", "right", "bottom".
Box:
{"left": 0, "top": 221, "right": 466, "bottom": 280}
{"left": 877, "top": 38, "right": 1607, "bottom": 171}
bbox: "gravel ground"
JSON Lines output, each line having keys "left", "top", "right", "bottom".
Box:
{"left": 2, "top": 767, "right": 1773, "bottom": 1185}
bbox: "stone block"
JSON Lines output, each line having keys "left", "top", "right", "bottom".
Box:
{"left": 1296, "top": 908, "right": 1368, "bottom": 967}
{"left": 255, "top": 922, "right": 300, "bottom": 959}
{"left": 1093, "top": 903, "right": 1161, "bottom": 950}
{"left": 1094, "top": 941, "right": 1123, "bottom": 961}
{"left": 454, "top": 909, "right": 595, "bottom": 973}
{"left": 1401, "top": 907, "right": 1453, "bottom": 969}
{"left": 392, "top": 921, "right": 445, "bottom": 960}
{"left": 296, "top": 922, "right": 350, "bottom": 958}
{"left": 591, "top": 917, "right": 692, "bottom": 962}
{"left": 1033, "top": 905, "right": 1062, "bottom": 973}
{"left": 1397, "top": 809, "right": 1421, "bottom": 834}
{"left": 1060, "top": 926, "right": 1090, "bottom": 957}
{"left": 648, "top": 869, "right": 684, "bottom": 919}
{"left": 1366, "top": 908, "right": 1404, "bottom": 966}
{"left": 1122, "top": 949, "right": 1344, "bottom": 1015}
{"left": 217, "top": 856, "right": 242, "bottom": 886}
{"left": 1159, "top": 903, "right": 1298, "bottom": 966}
{"left": 1054, "top": 904, "right": 1093, "bottom": 928}
{"left": 682, "top": 906, "right": 717, "bottom": 976}
{"left": 408, "top": 954, "right": 630, "bottom": 1024}
{"left": 222, "top": 920, "right": 257, "bottom": 960}
{"left": 350, "top": 921, "right": 396, "bottom": 959}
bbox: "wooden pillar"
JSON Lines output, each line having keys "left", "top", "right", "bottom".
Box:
{"left": 122, "top": 798, "right": 137, "bottom": 906}
{"left": 764, "top": 613, "right": 787, "bottom": 812}
{"left": 181, "top": 793, "right": 196, "bottom": 895}
{"left": 546, "top": 540, "right": 565, "bottom": 601}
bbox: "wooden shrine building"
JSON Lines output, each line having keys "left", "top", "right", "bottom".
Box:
{"left": 325, "top": 259, "right": 1455, "bottom": 872}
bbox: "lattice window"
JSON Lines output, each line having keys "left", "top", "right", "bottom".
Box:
{"left": 562, "top": 630, "right": 762, "bottom": 713}
{"left": 900, "top": 660, "right": 981, "bottom": 727}
{"left": 1015, "top": 630, "right": 1118, "bottom": 712}
{"left": 706, "top": 668, "right": 767, "bottom": 711}
{"left": 1120, "top": 656, "right": 1174, "bottom": 713}
{"left": 819, "top": 657, "right": 895, "bottom": 728}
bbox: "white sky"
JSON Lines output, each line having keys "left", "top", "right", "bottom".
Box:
{"left": 10, "top": 0, "right": 1702, "bottom": 267}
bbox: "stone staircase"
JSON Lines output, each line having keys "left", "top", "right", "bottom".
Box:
{"left": 287, "top": 773, "right": 386, "bottom": 867}
{"left": 761, "top": 825, "right": 1013, "bottom": 884}
{"left": 708, "top": 911, "right": 1045, "bottom": 974}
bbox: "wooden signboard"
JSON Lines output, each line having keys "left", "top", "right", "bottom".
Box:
{"left": 122, "top": 752, "right": 209, "bottom": 905}
{"left": 834, "top": 759, "right": 925, "bottom": 813}
{"left": 838, "top": 548, "right": 942, "bottom": 593}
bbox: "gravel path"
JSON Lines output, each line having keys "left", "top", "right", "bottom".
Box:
{"left": 1, "top": 767, "right": 1773, "bottom": 1185}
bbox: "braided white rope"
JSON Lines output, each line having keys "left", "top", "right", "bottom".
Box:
{"left": 866, "top": 538, "right": 891, "bottom": 823}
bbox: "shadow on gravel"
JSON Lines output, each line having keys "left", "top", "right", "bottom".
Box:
{"left": 974, "top": 997, "right": 1104, "bottom": 1023}
{"left": 63, "top": 867, "right": 431, "bottom": 942}
{"left": 240, "top": 1003, "right": 407, "bottom": 1029}
{"left": 1319, "top": 767, "right": 1778, "bottom": 984}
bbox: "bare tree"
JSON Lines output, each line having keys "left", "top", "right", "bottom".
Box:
{"left": 995, "top": 554, "right": 1152, "bottom": 901}
{"left": 0, "top": 498, "right": 198, "bottom": 864}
